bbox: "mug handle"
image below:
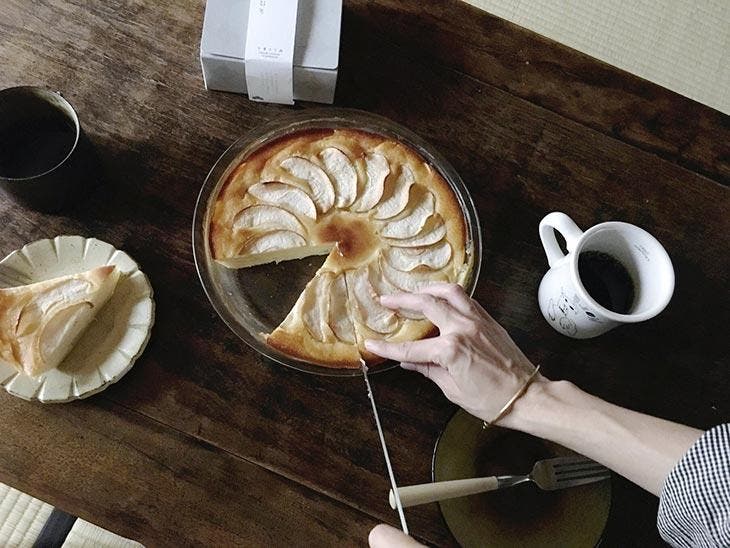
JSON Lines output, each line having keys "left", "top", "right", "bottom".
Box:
{"left": 539, "top": 212, "right": 584, "bottom": 267}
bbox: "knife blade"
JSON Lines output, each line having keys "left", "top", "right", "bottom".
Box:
{"left": 361, "top": 358, "right": 409, "bottom": 535}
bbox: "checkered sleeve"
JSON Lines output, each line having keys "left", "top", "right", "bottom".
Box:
{"left": 657, "top": 424, "right": 730, "bottom": 547}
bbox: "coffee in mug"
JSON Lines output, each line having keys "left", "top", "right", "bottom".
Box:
{"left": 537, "top": 212, "right": 674, "bottom": 338}
{"left": 577, "top": 250, "right": 635, "bottom": 314}
{"left": 0, "top": 86, "right": 93, "bottom": 212}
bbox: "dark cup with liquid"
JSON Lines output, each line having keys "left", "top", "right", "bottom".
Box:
{"left": 0, "top": 86, "right": 93, "bottom": 212}
{"left": 578, "top": 250, "right": 635, "bottom": 315}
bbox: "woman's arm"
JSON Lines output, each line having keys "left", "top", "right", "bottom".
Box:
{"left": 509, "top": 380, "right": 702, "bottom": 495}
{"left": 364, "top": 283, "right": 702, "bottom": 496}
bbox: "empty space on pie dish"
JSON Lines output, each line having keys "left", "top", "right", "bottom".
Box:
{"left": 0, "top": 235, "right": 154, "bottom": 403}
{"left": 206, "top": 125, "right": 477, "bottom": 370}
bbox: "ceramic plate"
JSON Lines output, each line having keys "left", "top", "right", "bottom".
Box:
{"left": 433, "top": 410, "right": 611, "bottom": 547}
{"left": 0, "top": 235, "right": 154, "bottom": 403}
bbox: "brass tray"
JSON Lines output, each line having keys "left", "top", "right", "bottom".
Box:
{"left": 433, "top": 410, "right": 611, "bottom": 547}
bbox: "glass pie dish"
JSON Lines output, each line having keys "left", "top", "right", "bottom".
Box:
{"left": 192, "top": 108, "right": 482, "bottom": 376}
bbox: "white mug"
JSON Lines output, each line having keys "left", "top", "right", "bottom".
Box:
{"left": 537, "top": 212, "right": 675, "bottom": 338}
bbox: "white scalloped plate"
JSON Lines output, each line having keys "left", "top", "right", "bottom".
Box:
{"left": 0, "top": 236, "right": 154, "bottom": 403}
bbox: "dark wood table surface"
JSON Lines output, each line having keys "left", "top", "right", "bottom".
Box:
{"left": 1, "top": 1, "right": 728, "bottom": 546}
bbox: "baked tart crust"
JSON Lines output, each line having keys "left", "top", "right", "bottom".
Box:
{"left": 210, "top": 129, "right": 469, "bottom": 368}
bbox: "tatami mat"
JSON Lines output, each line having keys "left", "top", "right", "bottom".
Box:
{"left": 0, "top": 484, "right": 54, "bottom": 547}
{"left": 463, "top": 0, "right": 730, "bottom": 114}
{"left": 65, "top": 520, "right": 144, "bottom": 548}
{"left": 0, "top": 482, "right": 143, "bottom": 548}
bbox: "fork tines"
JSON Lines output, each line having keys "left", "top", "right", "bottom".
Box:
{"left": 552, "top": 456, "right": 611, "bottom": 484}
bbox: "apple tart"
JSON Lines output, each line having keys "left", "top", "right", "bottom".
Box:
{"left": 210, "top": 129, "right": 470, "bottom": 368}
{"left": 0, "top": 266, "right": 120, "bottom": 377}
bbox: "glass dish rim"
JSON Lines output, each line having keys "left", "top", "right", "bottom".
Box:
{"left": 192, "top": 107, "right": 482, "bottom": 377}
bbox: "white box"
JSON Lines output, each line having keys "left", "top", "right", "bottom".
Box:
{"left": 200, "top": 0, "right": 342, "bottom": 104}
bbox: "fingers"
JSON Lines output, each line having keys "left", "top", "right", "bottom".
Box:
{"left": 401, "top": 362, "right": 461, "bottom": 407}
{"left": 415, "top": 282, "right": 474, "bottom": 315}
{"left": 380, "top": 292, "right": 457, "bottom": 330}
{"left": 364, "top": 339, "right": 435, "bottom": 363}
{"left": 368, "top": 524, "right": 425, "bottom": 548}
{"left": 401, "top": 361, "right": 451, "bottom": 385}
{"left": 419, "top": 283, "right": 500, "bottom": 329}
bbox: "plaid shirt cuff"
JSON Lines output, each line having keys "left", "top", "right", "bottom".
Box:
{"left": 657, "top": 424, "right": 730, "bottom": 547}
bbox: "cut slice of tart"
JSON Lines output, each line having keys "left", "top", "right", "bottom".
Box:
{"left": 210, "top": 128, "right": 471, "bottom": 368}
{"left": 0, "top": 265, "right": 120, "bottom": 377}
{"left": 267, "top": 269, "right": 362, "bottom": 368}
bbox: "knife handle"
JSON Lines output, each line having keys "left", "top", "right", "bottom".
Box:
{"left": 389, "top": 476, "right": 500, "bottom": 508}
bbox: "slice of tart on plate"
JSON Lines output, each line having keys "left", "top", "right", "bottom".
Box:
{"left": 0, "top": 265, "right": 120, "bottom": 377}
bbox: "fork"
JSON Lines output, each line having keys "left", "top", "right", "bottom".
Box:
{"left": 389, "top": 456, "right": 610, "bottom": 509}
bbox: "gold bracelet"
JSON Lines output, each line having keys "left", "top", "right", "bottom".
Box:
{"left": 482, "top": 365, "right": 541, "bottom": 430}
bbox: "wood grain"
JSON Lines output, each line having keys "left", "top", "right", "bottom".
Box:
{"left": 0, "top": 0, "right": 727, "bottom": 546}
{"left": 0, "top": 393, "right": 380, "bottom": 547}
{"left": 346, "top": 0, "right": 730, "bottom": 186}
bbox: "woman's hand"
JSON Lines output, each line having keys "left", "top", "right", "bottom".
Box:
{"left": 364, "top": 283, "right": 544, "bottom": 427}
{"left": 368, "top": 524, "right": 425, "bottom": 547}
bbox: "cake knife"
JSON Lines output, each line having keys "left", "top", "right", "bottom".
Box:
{"left": 360, "top": 358, "right": 409, "bottom": 535}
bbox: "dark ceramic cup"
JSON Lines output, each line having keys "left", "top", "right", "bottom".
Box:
{"left": 0, "top": 86, "right": 93, "bottom": 212}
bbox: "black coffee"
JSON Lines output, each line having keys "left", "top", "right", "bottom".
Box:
{"left": 0, "top": 112, "right": 76, "bottom": 179}
{"left": 578, "top": 250, "right": 635, "bottom": 314}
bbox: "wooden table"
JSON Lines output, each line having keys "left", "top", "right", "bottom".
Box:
{"left": 0, "top": 1, "right": 728, "bottom": 546}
